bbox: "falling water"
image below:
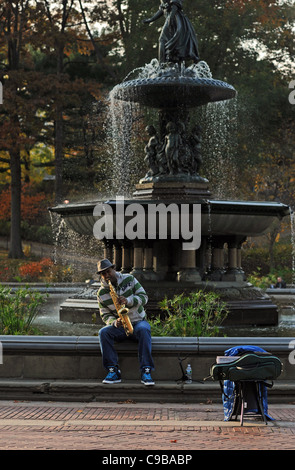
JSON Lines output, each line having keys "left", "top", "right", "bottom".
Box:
{"left": 206, "top": 200, "right": 213, "bottom": 273}
{"left": 49, "top": 212, "right": 67, "bottom": 266}
{"left": 199, "top": 98, "right": 238, "bottom": 199}
{"left": 49, "top": 212, "right": 102, "bottom": 275}
{"left": 107, "top": 90, "right": 142, "bottom": 197}
{"left": 289, "top": 207, "right": 295, "bottom": 285}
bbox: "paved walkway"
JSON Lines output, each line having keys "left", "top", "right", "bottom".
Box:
{"left": 0, "top": 400, "right": 294, "bottom": 452}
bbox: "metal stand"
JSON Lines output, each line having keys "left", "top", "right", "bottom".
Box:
{"left": 234, "top": 381, "right": 268, "bottom": 426}
{"left": 176, "top": 356, "right": 204, "bottom": 384}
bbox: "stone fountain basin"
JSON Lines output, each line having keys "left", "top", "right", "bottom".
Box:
{"left": 111, "top": 76, "right": 236, "bottom": 108}
{"left": 50, "top": 199, "right": 289, "bottom": 239}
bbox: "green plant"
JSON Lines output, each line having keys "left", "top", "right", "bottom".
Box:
{"left": 0, "top": 285, "right": 47, "bottom": 335}
{"left": 242, "top": 243, "right": 293, "bottom": 278}
{"left": 247, "top": 266, "right": 293, "bottom": 288}
{"left": 150, "top": 290, "right": 228, "bottom": 337}
{"left": 247, "top": 268, "right": 277, "bottom": 289}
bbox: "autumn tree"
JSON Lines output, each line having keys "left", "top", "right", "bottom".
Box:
{"left": 241, "top": 121, "right": 295, "bottom": 269}
{"left": 0, "top": 0, "right": 51, "bottom": 257}
{"left": 0, "top": 0, "right": 111, "bottom": 257}
{"left": 30, "top": 0, "right": 117, "bottom": 202}
{"left": 190, "top": 0, "right": 294, "bottom": 172}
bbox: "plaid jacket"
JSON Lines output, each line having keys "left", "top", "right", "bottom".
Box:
{"left": 97, "top": 272, "right": 148, "bottom": 326}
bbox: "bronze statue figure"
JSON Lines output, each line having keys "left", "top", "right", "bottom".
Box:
{"left": 143, "top": 0, "right": 200, "bottom": 64}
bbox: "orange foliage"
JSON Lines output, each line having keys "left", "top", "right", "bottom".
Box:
{"left": 0, "top": 183, "right": 49, "bottom": 222}
{"left": 0, "top": 266, "right": 11, "bottom": 282}
{"left": 18, "top": 258, "right": 53, "bottom": 280}
{"left": 225, "top": 0, "right": 284, "bottom": 27}
{"left": 255, "top": 0, "right": 283, "bottom": 28}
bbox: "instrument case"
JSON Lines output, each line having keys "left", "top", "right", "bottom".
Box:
{"left": 210, "top": 352, "right": 282, "bottom": 382}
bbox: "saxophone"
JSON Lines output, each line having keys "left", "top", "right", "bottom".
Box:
{"left": 108, "top": 280, "right": 134, "bottom": 336}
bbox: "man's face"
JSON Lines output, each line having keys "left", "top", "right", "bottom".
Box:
{"left": 100, "top": 267, "right": 117, "bottom": 284}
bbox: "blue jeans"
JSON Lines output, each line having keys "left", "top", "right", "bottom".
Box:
{"left": 99, "top": 320, "right": 154, "bottom": 371}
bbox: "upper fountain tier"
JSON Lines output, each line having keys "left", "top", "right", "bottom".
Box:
{"left": 110, "top": 60, "right": 236, "bottom": 199}
{"left": 111, "top": 60, "right": 236, "bottom": 109}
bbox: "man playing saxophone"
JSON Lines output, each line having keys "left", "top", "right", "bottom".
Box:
{"left": 97, "top": 259, "right": 155, "bottom": 385}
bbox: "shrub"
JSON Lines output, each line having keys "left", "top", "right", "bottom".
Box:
{"left": 242, "top": 243, "right": 293, "bottom": 276}
{"left": 0, "top": 267, "right": 11, "bottom": 282}
{"left": 242, "top": 246, "right": 270, "bottom": 276}
{"left": 35, "top": 225, "right": 53, "bottom": 244}
{"left": 0, "top": 221, "right": 53, "bottom": 245}
{"left": 20, "top": 222, "right": 53, "bottom": 245}
{"left": 42, "top": 263, "right": 74, "bottom": 283}
{"left": 247, "top": 267, "right": 293, "bottom": 287}
{"left": 150, "top": 290, "right": 228, "bottom": 337}
{"left": 18, "top": 258, "right": 54, "bottom": 281}
{"left": 0, "top": 285, "right": 47, "bottom": 335}
{"left": 247, "top": 269, "right": 277, "bottom": 289}
{"left": 0, "top": 252, "right": 24, "bottom": 282}
{"left": 0, "top": 184, "right": 49, "bottom": 224}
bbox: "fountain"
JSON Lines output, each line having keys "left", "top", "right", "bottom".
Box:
{"left": 50, "top": 2, "right": 289, "bottom": 328}
{"left": 2, "top": 3, "right": 293, "bottom": 404}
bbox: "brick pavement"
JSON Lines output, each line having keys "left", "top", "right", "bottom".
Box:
{"left": 0, "top": 400, "right": 294, "bottom": 452}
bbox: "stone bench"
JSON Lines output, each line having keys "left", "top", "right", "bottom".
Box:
{"left": 0, "top": 335, "right": 294, "bottom": 402}
{"left": 0, "top": 335, "right": 293, "bottom": 380}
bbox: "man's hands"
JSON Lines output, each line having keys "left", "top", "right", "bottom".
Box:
{"left": 114, "top": 318, "right": 123, "bottom": 328}
{"left": 118, "top": 296, "right": 127, "bottom": 305}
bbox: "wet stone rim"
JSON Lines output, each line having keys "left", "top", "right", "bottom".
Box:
{"left": 112, "top": 76, "right": 237, "bottom": 107}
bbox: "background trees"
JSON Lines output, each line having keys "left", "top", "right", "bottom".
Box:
{"left": 0, "top": 0, "right": 294, "bottom": 266}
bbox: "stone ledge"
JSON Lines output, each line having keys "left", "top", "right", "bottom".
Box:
{"left": 0, "top": 335, "right": 293, "bottom": 355}
{"left": 0, "top": 336, "right": 293, "bottom": 382}
{"left": 0, "top": 379, "right": 292, "bottom": 403}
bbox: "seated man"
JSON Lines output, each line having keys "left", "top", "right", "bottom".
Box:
{"left": 275, "top": 276, "right": 286, "bottom": 288}
{"left": 97, "top": 258, "right": 155, "bottom": 385}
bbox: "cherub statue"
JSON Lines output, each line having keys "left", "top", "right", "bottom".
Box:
{"left": 164, "top": 121, "right": 182, "bottom": 175}
{"left": 144, "top": 125, "right": 160, "bottom": 176}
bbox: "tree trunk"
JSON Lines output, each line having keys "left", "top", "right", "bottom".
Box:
{"left": 54, "top": 39, "right": 65, "bottom": 204}
{"left": 54, "top": 104, "right": 64, "bottom": 204}
{"left": 9, "top": 148, "right": 23, "bottom": 259}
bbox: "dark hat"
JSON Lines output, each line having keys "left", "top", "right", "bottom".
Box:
{"left": 97, "top": 259, "right": 115, "bottom": 274}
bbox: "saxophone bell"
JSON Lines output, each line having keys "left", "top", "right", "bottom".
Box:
{"left": 118, "top": 305, "right": 129, "bottom": 316}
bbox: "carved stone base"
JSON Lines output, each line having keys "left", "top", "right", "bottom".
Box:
{"left": 222, "top": 269, "right": 246, "bottom": 282}
{"left": 177, "top": 268, "right": 202, "bottom": 282}
{"left": 133, "top": 180, "right": 211, "bottom": 200}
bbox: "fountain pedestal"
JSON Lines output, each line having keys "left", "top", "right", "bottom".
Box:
{"left": 133, "top": 180, "right": 211, "bottom": 200}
